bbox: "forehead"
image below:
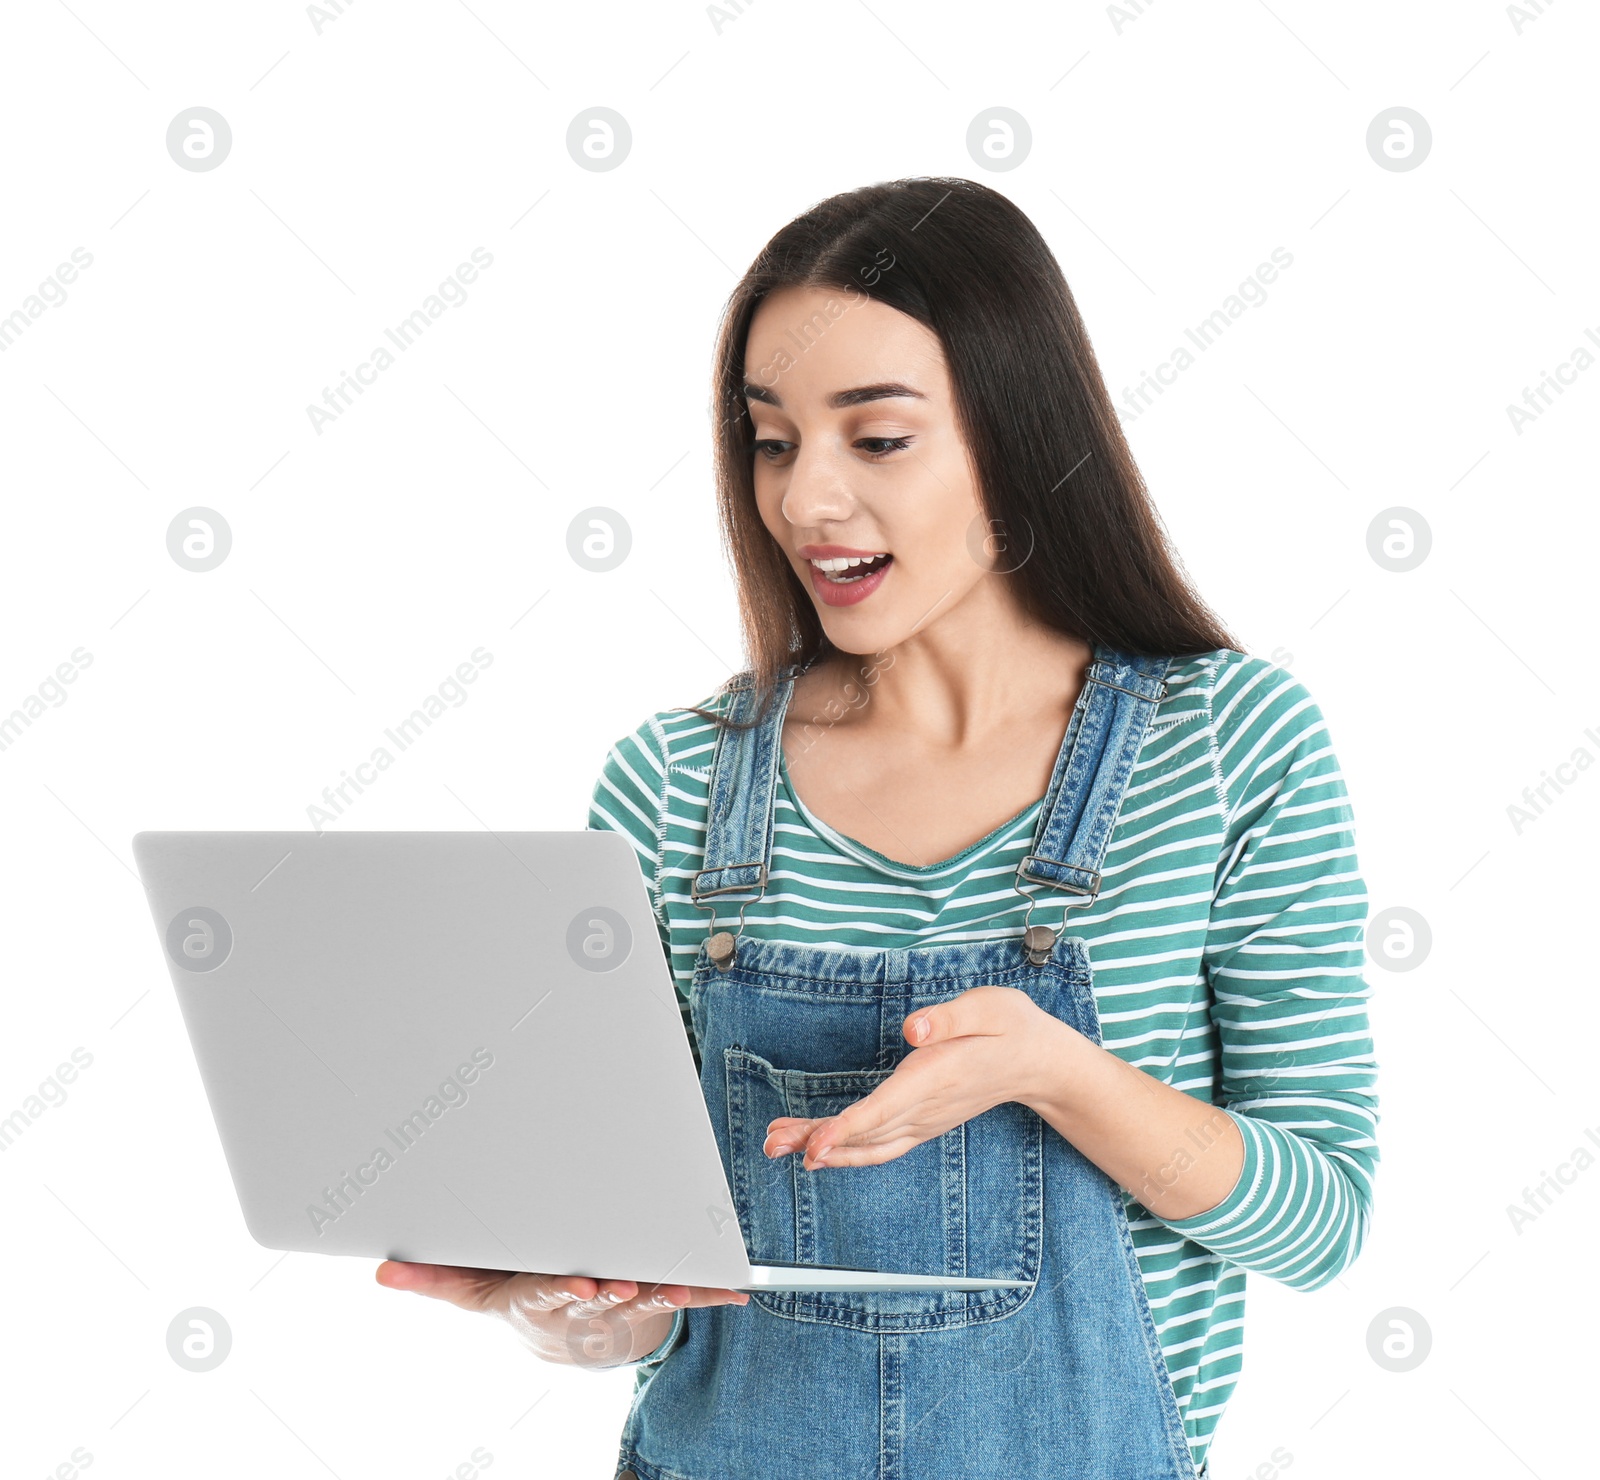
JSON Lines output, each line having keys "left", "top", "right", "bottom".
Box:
{"left": 742, "top": 285, "right": 942, "bottom": 398}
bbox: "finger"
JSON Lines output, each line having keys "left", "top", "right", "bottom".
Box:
{"left": 803, "top": 1089, "right": 903, "bottom": 1165}
{"left": 685, "top": 1285, "right": 751, "bottom": 1307}
{"left": 555, "top": 1273, "right": 659, "bottom": 1315}
{"left": 621, "top": 1282, "right": 690, "bottom": 1316}
{"left": 568, "top": 1276, "right": 641, "bottom": 1312}
{"left": 376, "top": 1260, "right": 534, "bottom": 1315}
{"left": 375, "top": 1260, "right": 508, "bottom": 1297}
{"left": 609, "top": 1283, "right": 750, "bottom": 1322}
{"left": 764, "top": 1116, "right": 823, "bottom": 1157}
{"left": 511, "top": 1272, "right": 619, "bottom": 1315}
{"left": 903, "top": 985, "right": 1016, "bottom": 1047}
{"left": 588, "top": 1277, "right": 640, "bottom": 1301}
{"left": 651, "top": 1283, "right": 750, "bottom": 1308}
{"left": 801, "top": 1130, "right": 925, "bottom": 1168}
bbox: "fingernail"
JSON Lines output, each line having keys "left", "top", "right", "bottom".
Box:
{"left": 912, "top": 1015, "right": 929, "bottom": 1042}
{"left": 813, "top": 1146, "right": 829, "bottom": 1165}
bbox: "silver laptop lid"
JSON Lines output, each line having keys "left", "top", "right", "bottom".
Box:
{"left": 132, "top": 830, "right": 755, "bottom": 1289}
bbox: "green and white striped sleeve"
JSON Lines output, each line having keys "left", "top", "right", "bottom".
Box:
{"left": 585, "top": 712, "right": 678, "bottom": 984}
{"left": 1160, "top": 655, "right": 1380, "bottom": 1291}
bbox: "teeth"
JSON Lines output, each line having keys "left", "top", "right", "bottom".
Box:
{"left": 810, "top": 554, "right": 888, "bottom": 572}
{"left": 808, "top": 552, "right": 892, "bottom": 587}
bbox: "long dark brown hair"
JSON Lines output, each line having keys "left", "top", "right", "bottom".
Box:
{"left": 683, "top": 175, "right": 1240, "bottom": 733}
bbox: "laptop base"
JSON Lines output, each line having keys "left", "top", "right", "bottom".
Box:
{"left": 742, "top": 1264, "right": 1034, "bottom": 1292}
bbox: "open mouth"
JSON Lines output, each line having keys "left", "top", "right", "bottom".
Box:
{"left": 809, "top": 552, "right": 893, "bottom": 585}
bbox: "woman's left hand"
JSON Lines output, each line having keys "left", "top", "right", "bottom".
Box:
{"left": 763, "top": 985, "right": 1065, "bottom": 1169}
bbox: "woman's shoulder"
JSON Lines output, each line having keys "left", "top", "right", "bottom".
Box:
{"left": 1166, "top": 647, "right": 1351, "bottom": 827}
{"left": 601, "top": 682, "right": 735, "bottom": 782}
{"left": 1161, "top": 647, "right": 1330, "bottom": 737}
{"left": 588, "top": 687, "right": 733, "bottom": 853}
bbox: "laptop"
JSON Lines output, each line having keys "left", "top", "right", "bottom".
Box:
{"left": 132, "top": 831, "right": 1032, "bottom": 1295}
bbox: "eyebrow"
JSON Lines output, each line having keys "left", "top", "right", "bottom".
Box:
{"left": 741, "top": 380, "right": 928, "bottom": 410}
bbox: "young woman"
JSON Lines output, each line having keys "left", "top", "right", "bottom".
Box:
{"left": 378, "top": 177, "right": 1380, "bottom": 1479}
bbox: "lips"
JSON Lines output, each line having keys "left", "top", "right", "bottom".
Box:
{"left": 806, "top": 552, "right": 894, "bottom": 608}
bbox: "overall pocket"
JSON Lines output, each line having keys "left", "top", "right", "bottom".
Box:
{"left": 723, "top": 1045, "right": 1042, "bottom": 1333}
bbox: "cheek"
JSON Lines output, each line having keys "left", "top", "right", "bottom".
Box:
{"left": 890, "top": 483, "right": 989, "bottom": 589}
{"left": 903, "top": 440, "right": 985, "bottom": 546}
{"left": 752, "top": 472, "right": 786, "bottom": 535}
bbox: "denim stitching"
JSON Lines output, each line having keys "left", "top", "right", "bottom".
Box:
{"left": 1200, "top": 651, "right": 1232, "bottom": 822}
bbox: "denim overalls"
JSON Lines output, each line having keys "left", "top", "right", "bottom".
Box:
{"left": 616, "top": 643, "right": 1204, "bottom": 1480}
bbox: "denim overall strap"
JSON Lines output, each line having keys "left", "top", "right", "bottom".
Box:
{"left": 1014, "top": 646, "right": 1172, "bottom": 946}
{"left": 689, "top": 666, "right": 800, "bottom": 917}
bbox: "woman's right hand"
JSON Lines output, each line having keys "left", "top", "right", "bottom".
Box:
{"left": 375, "top": 1260, "right": 749, "bottom": 1367}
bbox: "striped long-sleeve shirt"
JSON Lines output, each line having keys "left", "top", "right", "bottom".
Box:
{"left": 585, "top": 648, "right": 1380, "bottom": 1469}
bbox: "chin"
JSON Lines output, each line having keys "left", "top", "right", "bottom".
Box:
{"left": 816, "top": 622, "right": 901, "bottom": 658}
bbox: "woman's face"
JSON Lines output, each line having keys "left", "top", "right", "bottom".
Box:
{"left": 744, "top": 284, "right": 994, "bottom": 657}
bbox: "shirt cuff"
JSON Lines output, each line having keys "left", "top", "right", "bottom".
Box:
{"left": 612, "top": 1305, "right": 685, "bottom": 1370}
{"left": 1158, "top": 1106, "right": 1265, "bottom": 1245}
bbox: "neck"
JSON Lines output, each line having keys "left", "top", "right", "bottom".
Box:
{"left": 810, "top": 607, "right": 1093, "bottom": 752}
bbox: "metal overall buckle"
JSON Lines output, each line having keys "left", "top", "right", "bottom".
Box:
{"left": 1012, "top": 855, "right": 1100, "bottom": 966}
{"left": 690, "top": 866, "right": 766, "bottom": 971}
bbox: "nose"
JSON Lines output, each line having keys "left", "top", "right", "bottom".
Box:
{"left": 778, "top": 442, "right": 857, "bottom": 530}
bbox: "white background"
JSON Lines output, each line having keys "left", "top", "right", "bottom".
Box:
{"left": 2, "top": 2, "right": 1596, "bottom": 1477}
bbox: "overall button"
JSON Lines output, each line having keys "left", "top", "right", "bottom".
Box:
{"left": 618, "top": 1471, "right": 638, "bottom": 1479}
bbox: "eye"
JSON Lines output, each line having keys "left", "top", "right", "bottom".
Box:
{"left": 752, "top": 434, "right": 913, "bottom": 463}
{"left": 857, "top": 435, "right": 912, "bottom": 459}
